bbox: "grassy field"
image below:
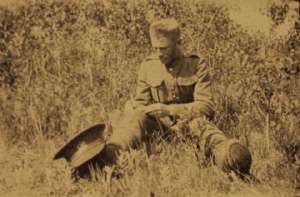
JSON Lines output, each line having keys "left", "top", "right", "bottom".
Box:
{"left": 0, "top": 0, "right": 299, "bottom": 196}
{"left": 0, "top": 134, "right": 296, "bottom": 197}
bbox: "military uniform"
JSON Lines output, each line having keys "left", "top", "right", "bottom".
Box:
{"left": 134, "top": 50, "right": 214, "bottom": 118}
{"left": 105, "top": 47, "right": 252, "bottom": 176}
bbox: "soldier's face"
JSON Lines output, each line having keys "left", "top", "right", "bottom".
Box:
{"left": 153, "top": 43, "right": 176, "bottom": 65}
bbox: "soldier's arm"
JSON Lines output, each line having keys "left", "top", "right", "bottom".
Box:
{"left": 166, "top": 59, "right": 215, "bottom": 120}
{"left": 133, "top": 62, "right": 153, "bottom": 107}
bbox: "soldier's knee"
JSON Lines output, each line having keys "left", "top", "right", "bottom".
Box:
{"left": 108, "top": 108, "right": 147, "bottom": 148}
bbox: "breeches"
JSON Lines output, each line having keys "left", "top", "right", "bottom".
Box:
{"left": 106, "top": 108, "right": 252, "bottom": 175}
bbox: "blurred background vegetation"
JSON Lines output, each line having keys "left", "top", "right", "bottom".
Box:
{"left": 0, "top": 0, "right": 299, "bottom": 196}
{"left": 0, "top": 0, "right": 298, "bottom": 148}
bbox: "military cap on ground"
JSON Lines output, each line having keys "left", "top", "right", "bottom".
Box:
{"left": 150, "top": 18, "right": 180, "bottom": 47}
{"left": 54, "top": 124, "right": 107, "bottom": 168}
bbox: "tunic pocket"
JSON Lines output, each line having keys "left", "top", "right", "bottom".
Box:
{"left": 148, "top": 79, "right": 168, "bottom": 103}
{"left": 176, "top": 75, "right": 198, "bottom": 103}
{"left": 177, "top": 83, "right": 196, "bottom": 103}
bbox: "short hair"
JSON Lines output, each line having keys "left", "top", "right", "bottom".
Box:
{"left": 149, "top": 18, "right": 180, "bottom": 47}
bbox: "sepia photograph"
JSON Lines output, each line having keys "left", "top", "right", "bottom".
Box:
{"left": 0, "top": 0, "right": 299, "bottom": 196}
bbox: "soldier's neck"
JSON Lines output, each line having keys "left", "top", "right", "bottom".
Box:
{"left": 165, "top": 47, "right": 183, "bottom": 71}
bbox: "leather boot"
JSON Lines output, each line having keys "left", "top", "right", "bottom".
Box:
{"left": 213, "top": 140, "right": 252, "bottom": 179}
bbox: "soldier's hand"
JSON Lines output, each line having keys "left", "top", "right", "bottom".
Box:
{"left": 143, "top": 103, "right": 171, "bottom": 118}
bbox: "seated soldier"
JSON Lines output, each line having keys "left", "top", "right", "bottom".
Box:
{"left": 99, "top": 18, "right": 253, "bottom": 179}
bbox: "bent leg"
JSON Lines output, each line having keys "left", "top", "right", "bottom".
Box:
{"left": 107, "top": 109, "right": 162, "bottom": 149}
{"left": 189, "top": 117, "right": 252, "bottom": 176}
{"left": 101, "top": 105, "right": 163, "bottom": 166}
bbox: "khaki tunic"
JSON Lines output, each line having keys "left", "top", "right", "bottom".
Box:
{"left": 107, "top": 49, "right": 251, "bottom": 175}
{"left": 134, "top": 51, "right": 214, "bottom": 120}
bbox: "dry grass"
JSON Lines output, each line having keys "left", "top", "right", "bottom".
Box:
{"left": 0, "top": 0, "right": 299, "bottom": 196}
{"left": 0, "top": 137, "right": 295, "bottom": 197}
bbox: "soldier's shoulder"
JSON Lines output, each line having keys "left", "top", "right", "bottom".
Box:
{"left": 139, "top": 54, "right": 162, "bottom": 77}
{"left": 144, "top": 53, "right": 160, "bottom": 62}
{"left": 140, "top": 54, "right": 160, "bottom": 68}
